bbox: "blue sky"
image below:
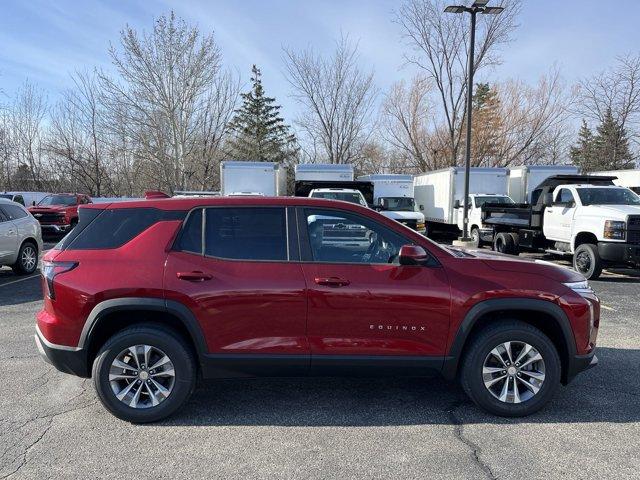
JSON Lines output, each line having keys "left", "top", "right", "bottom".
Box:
{"left": 1, "top": 0, "right": 639, "bottom": 124}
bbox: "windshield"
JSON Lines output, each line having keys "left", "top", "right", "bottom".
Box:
{"left": 473, "top": 196, "right": 514, "bottom": 208}
{"left": 380, "top": 197, "right": 415, "bottom": 211}
{"left": 576, "top": 188, "right": 640, "bottom": 206}
{"left": 0, "top": 194, "right": 13, "bottom": 200}
{"left": 311, "top": 191, "right": 367, "bottom": 206}
{"left": 37, "top": 195, "right": 77, "bottom": 206}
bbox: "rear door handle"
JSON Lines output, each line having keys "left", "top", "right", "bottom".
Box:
{"left": 314, "top": 277, "right": 350, "bottom": 287}
{"left": 176, "top": 271, "right": 213, "bottom": 282}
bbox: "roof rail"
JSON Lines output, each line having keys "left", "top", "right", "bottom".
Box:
{"left": 144, "top": 190, "right": 171, "bottom": 199}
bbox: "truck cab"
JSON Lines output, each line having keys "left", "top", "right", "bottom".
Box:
{"left": 457, "top": 193, "right": 514, "bottom": 246}
{"left": 543, "top": 184, "right": 640, "bottom": 278}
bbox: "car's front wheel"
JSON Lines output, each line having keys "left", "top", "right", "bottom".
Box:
{"left": 92, "top": 325, "right": 196, "bottom": 423}
{"left": 460, "top": 320, "right": 561, "bottom": 417}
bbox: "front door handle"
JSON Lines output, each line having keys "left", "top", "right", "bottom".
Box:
{"left": 314, "top": 277, "right": 350, "bottom": 287}
{"left": 176, "top": 271, "right": 213, "bottom": 282}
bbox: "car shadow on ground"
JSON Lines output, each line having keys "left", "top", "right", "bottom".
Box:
{"left": 163, "top": 346, "right": 639, "bottom": 428}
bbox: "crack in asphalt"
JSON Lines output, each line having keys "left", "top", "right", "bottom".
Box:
{"left": 0, "top": 380, "right": 98, "bottom": 479}
{"left": 447, "top": 402, "right": 498, "bottom": 480}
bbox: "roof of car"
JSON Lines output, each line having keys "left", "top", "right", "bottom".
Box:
{"left": 81, "top": 195, "right": 372, "bottom": 212}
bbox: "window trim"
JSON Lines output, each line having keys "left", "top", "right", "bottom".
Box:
{"left": 296, "top": 206, "right": 437, "bottom": 267}
{"left": 174, "top": 205, "right": 292, "bottom": 263}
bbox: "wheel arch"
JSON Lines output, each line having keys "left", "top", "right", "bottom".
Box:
{"left": 81, "top": 298, "right": 208, "bottom": 374}
{"left": 442, "top": 298, "right": 577, "bottom": 385}
{"left": 573, "top": 231, "right": 598, "bottom": 251}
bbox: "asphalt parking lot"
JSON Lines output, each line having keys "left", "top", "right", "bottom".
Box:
{"left": 1, "top": 243, "right": 639, "bottom": 479}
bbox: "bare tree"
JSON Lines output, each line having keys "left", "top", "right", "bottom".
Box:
{"left": 8, "top": 81, "right": 49, "bottom": 190}
{"left": 48, "top": 70, "right": 114, "bottom": 196}
{"left": 99, "top": 12, "right": 225, "bottom": 192}
{"left": 395, "top": 0, "right": 521, "bottom": 165}
{"left": 283, "top": 36, "right": 378, "bottom": 164}
{"left": 488, "top": 68, "right": 572, "bottom": 166}
{"left": 381, "top": 75, "right": 441, "bottom": 171}
{"left": 574, "top": 54, "right": 640, "bottom": 150}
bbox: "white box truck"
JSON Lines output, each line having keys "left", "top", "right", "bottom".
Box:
{"left": 294, "top": 164, "right": 354, "bottom": 182}
{"left": 220, "top": 161, "right": 286, "bottom": 196}
{"left": 508, "top": 165, "right": 579, "bottom": 203}
{"left": 413, "top": 167, "right": 511, "bottom": 243}
{"left": 357, "top": 174, "right": 426, "bottom": 233}
{"left": 592, "top": 169, "right": 640, "bottom": 194}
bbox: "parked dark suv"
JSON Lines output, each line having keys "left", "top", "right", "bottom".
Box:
{"left": 35, "top": 196, "right": 599, "bottom": 422}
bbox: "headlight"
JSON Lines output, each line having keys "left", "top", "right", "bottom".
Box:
{"left": 563, "top": 280, "right": 593, "bottom": 296}
{"left": 604, "top": 220, "right": 626, "bottom": 240}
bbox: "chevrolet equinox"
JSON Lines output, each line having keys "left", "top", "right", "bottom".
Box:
{"left": 35, "top": 196, "right": 599, "bottom": 422}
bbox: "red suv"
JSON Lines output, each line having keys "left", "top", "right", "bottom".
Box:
{"left": 29, "top": 193, "right": 92, "bottom": 235}
{"left": 35, "top": 196, "right": 599, "bottom": 422}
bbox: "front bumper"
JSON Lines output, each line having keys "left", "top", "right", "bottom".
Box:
{"left": 598, "top": 242, "right": 640, "bottom": 266}
{"left": 40, "top": 224, "right": 72, "bottom": 234}
{"left": 564, "top": 350, "right": 598, "bottom": 385}
{"left": 35, "top": 325, "right": 89, "bottom": 377}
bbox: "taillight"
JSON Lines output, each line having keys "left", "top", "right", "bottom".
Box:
{"left": 42, "top": 261, "right": 78, "bottom": 299}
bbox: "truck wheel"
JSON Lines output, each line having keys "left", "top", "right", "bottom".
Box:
{"left": 494, "top": 232, "right": 515, "bottom": 255}
{"left": 470, "top": 228, "right": 481, "bottom": 248}
{"left": 573, "top": 244, "right": 602, "bottom": 280}
{"left": 460, "top": 320, "right": 561, "bottom": 417}
{"left": 508, "top": 233, "right": 520, "bottom": 255}
{"left": 92, "top": 325, "right": 196, "bottom": 423}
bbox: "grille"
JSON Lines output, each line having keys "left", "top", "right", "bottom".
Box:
{"left": 628, "top": 216, "right": 640, "bottom": 228}
{"left": 399, "top": 220, "right": 417, "bottom": 229}
{"left": 33, "top": 212, "right": 65, "bottom": 223}
{"left": 628, "top": 216, "right": 640, "bottom": 244}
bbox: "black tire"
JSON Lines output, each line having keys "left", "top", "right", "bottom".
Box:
{"left": 507, "top": 232, "right": 520, "bottom": 255}
{"left": 460, "top": 320, "right": 561, "bottom": 417}
{"left": 573, "top": 243, "right": 602, "bottom": 280}
{"left": 493, "top": 232, "right": 515, "bottom": 255}
{"left": 470, "top": 227, "right": 481, "bottom": 248}
{"left": 92, "top": 325, "right": 196, "bottom": 423}
{"left": 11, "top": 241, "right": 38, "bottom": 275}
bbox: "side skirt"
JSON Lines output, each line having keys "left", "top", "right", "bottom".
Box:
{"left": 200, "top": 353, "right": 445, "bottom": 379}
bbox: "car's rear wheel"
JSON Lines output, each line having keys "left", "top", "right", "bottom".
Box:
{"left": 92, "top": 325, "right": 196, "bottom": 423}
{"left": 12, "top": 241, "right": 38, "bottom": 275}
{"left": 470, "top": 228, "right": 481, "bottom": 248}
{"left": 494, "top": 232, "right": 516, "bottom": 255}
{"left": 460, "top": 320, "right": 560, "bottom": 417}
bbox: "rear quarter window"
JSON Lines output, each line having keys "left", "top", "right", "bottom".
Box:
{"left": 1, "top": 204, "right": 29, "bottom": 220}
{"left": 63, "top": 208, "right": 185, "bottom": 250}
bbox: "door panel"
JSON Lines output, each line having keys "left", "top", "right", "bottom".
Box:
{"left": 302, "top": 262, "right": 451, "bottom": 356}
{"left": 298, "top": 206, "right": 451, "bottom": 358}
{"left": 165, "top": 251, "right": 308, "bottom": 354}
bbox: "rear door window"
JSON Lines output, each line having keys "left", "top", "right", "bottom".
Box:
{"left": 204, "top": 207, "right": 287, "bottom": 261}
{"left": 1, "top": 204, "right": 28, "bottom": 220}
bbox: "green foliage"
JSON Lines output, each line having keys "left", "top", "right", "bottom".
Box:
{"left": 225, "top": 65, "right": 298, "bottom": 162}
{"left": 571, "top": 110, "right": 635, "bottom": 172}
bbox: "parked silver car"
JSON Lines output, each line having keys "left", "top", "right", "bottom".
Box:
{"left": 0, "top": 198, "right": 43, "bottom": 274}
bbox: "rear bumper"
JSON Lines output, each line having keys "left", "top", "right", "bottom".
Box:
{"left": 564, "top": 350, "right": 598, "bottom": 385}
{"left": 35, "top": 325, "right": 89, "bottom": 377}
{"left": 598, "top": 242, "right": 640, "bottom": 266}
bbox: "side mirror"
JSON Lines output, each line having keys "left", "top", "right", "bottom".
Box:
{"left": 31, "top": 201, "right": 36, "bottom": 206}
{"left": 453, "top": 199, "right": 461, "bottom": 209}
{"left": 376, "top": 198, "right": 388, "bottom": 211}
{"left": 399, "top": 245, "right": 429, "bottom": 266}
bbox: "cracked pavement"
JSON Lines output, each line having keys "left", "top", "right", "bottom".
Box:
{"left": 0, "top": 258, "right": 639, "bottom": 479}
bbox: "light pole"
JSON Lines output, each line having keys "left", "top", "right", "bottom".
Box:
{"left": 445, "top": 0, "right": 504, "bottom": 242}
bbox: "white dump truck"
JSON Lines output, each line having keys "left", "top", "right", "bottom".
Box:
{"left": 220, "top": 161, "right": 286, "bottom": 196}
{"left": 357, "top": 174, "right": 426, "bottom": 234}
{"left": 413, "top": 167, "right": 511, "bottom": 243}
{"left": 592, "top": 169, "right": 640, "bottom": 194}
{"left": 508, "top": 165, "right": 579, "bottom": 203}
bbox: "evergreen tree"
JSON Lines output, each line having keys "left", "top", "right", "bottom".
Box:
{"left": 469, "top": 82, "right": 502, "bottom": 166}
{"left": 570, "top": 120, "right": 596, "bottom": 172}
{"left": 225, "top": 65, "right": 297, "bottom": 162}
{"left": 592, "top": 109, "right": 635, "bottom": 171}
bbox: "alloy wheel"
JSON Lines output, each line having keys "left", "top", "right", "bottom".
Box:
{"left": 109, "top": 344, "right": 176, "bottom": 409}
{"left": 575, "top": 251, "right": 591, "bottom": 273}
{"left": 21, "top": 245, "right": 37, "bottom": 272}
{"left": 482, "top": 341, "right": 546, "bottom": 404}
